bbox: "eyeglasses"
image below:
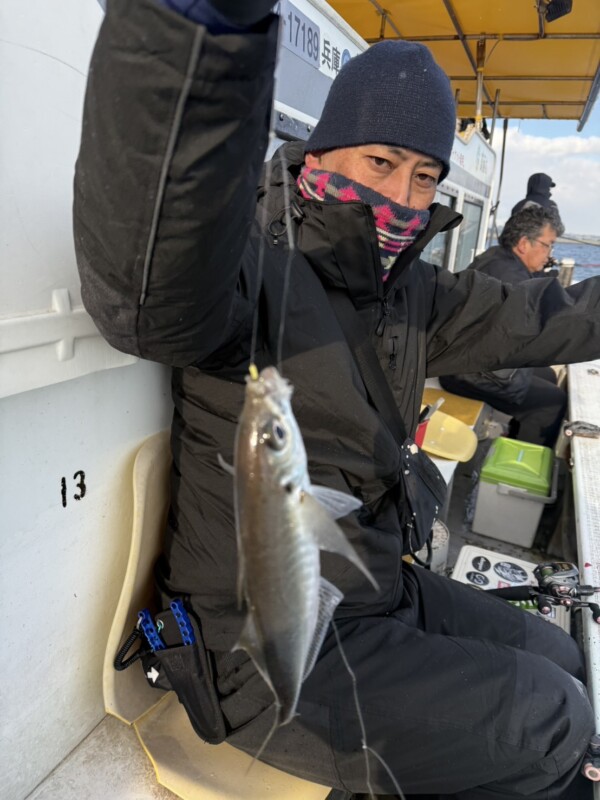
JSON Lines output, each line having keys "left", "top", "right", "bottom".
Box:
{"left": 533, "top": 239, "right": 554, "bottom": 254}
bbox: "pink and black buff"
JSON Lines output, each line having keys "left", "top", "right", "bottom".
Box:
{"left": 297, "top": 165, "right": 430, "bottom": 280}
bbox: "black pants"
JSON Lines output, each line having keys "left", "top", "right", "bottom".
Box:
{"left": 218, "top": 564, "right": 594, "bottom": 799}
{"left": 440, "top": 367, "right": 567, "bottom": 448}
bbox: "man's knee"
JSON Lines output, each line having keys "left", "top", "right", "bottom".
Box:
{"left": 525, "top": 673, "right": 595, "bottom": 796}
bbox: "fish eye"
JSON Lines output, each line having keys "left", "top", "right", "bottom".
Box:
{"left": 260, "top": 420, "right": 287, "bottom": 450}
{"left": 271, "top": 422, "right": 287, "bottom": 449}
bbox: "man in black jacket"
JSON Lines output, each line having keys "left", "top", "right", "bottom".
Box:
{"left": 74, "top": 2, "right": 599, "bottom": 797}
{"left": 511, "top": 172, "right": 560, "bottom": 218}
{"left": 440, "top": 207, "right": 568, "bottom": 447}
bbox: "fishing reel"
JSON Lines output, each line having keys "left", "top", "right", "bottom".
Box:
{"left": 487, "top": 561, "right": 600, "bottom": 622}
{"left": 532, "top": 562, "right": 600, "bottom": 620}
{"left": 543, "top": 255, "right": 559, "bottom": 271}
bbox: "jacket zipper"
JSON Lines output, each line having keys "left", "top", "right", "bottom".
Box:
{"left": 376, "top": 297, "right": 391, "bottom": 336}
{"left": 388, "top": 336, "right": 397, "bottom": 371}
{"left": 376, "top": 298, "right": 397, "bottom": 369}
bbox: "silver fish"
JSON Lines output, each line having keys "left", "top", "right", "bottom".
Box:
{"left": 220, "top": 365, "right": 377, "bottom": 731}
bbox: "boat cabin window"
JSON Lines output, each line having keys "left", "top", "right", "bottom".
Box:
{"left": 422, "top": 191, "right": 455, "bottom": 269}
{"left": 454, "top": 199, "right": 483, "bottom": 272}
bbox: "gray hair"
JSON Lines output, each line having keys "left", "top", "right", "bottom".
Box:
{"left": 500, "top": 205, "right": 564, "bottom": 248}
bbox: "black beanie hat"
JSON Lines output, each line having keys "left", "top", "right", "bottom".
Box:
{"left": 305, "top": 41, "right": 456, "bottom": 182}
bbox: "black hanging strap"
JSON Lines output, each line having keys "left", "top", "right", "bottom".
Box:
{"left": 327, "top": 289, "right": 446, "bottom": 567}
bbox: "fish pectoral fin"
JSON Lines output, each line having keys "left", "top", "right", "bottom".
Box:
{"left": 310, "top": 484, "right": 362, "bottom": 519}
{"left": 217, "top": 453, "right": 235, "bottom": 476}
{"left": 302, "top": 578, "right": 343, "bottom": 680}
{"left": 302, "top": 493, "right": 379, "bottom": 592}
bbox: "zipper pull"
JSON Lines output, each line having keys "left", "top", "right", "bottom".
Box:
{"left": 376, "top": 298, "right": 390, "bottom": 336}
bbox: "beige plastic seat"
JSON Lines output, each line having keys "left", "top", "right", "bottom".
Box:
{"left": 103, "top": 430, "right": 330, "bottom": 800}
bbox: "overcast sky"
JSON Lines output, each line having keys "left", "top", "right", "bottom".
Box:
{"left": 490, "top": 102, "right": 600, "bottom": 237}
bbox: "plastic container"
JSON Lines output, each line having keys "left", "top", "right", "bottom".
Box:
{"left": 472, "top": 437, "right": 557, "bottom": 547}
{"left": 420, "top": 409, "right": 478, "bottom": 462}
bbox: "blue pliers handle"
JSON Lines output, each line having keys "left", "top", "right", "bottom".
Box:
{"left": 138, "top": 608, "right": 166, "bottom": 652}
{"left": 170, "top": 598, "right": 197, "bottom": 646}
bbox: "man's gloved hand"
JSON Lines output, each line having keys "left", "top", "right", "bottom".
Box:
{"left": 209, "top": 0, "right": 277, "bottom": 27}
{"left": 160, "top": 0, "right": 277, "bottom": 30}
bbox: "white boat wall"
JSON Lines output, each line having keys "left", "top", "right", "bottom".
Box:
{"left": 1, "top": 3, "right": 173, "bottom": 798}
{"left": 0, "top": 2, "right": 496, "bottom": 798}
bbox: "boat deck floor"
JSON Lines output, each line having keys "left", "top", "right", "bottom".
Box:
{"left": 26, "top": 715, "right": 178, "bottom": 800}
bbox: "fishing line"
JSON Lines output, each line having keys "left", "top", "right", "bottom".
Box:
{"left": 250, "top": 14, "right": 298, "bottom": 379}
{"left": 249, "top": 130, "right": 277, "bottom": 374}
{"left": 331, "top": 620, "right": 406, "bottom": 800}
{"left": 276, "top": 145, "right": 296, "bottom": 374}
{"left": 248, "top": 140, "right": 296, "bottom": 379}
{"left": 245, "top": 703, "right": 281, "bottom": 774}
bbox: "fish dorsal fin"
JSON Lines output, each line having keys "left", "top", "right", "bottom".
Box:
{"left": 302, "top": 577, "right": 343, "bottom": 681}
{"left": 310, "top": 484, "right": 362, "bottom": 519}
{"left": 301, "top": 492, "right": 379, "bottom": 591}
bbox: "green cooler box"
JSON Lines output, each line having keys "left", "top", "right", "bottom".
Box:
{"left": 472, "top": 437, "right": 558, "bottom": 547}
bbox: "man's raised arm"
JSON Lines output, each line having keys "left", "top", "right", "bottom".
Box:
{"left": 73, "top": 0, "right": 278, "bottom": 366}
{"left": 426, "top": 267, "right": 600, "bottom": 376}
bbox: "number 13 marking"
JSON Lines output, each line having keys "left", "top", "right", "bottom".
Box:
{"left": 61, "top": 470, "right": 87, "bottom": 507}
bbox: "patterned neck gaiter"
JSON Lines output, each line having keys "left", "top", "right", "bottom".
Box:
{"left": 297, "top": 165, "right": 430, "bottom": 280}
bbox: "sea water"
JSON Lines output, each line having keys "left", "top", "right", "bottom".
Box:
{"left": 552, "top": 242, "right": 600, "bottom": 281}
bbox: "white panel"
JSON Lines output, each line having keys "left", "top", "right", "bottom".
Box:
{"left": 0, "top": 361, "right": 173, "bottom": 800}
{"left": 0, "top": 0, "right": 131, "bottom": 398}
{"left": 0, "top": 0, "right": 102, "bottom": 316}
{"left": 0, "top": 289, "right": 137, "bottom": 398}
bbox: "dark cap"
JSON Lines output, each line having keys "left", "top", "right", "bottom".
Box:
{"left": 528, "top": 173, "right": 556, "bottom": 190}
{"left": 305, "top": 41, "right": 456, "bottom": 181}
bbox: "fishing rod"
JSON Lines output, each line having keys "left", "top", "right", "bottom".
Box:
{"left": 558, "top": 236, "right": 600, "bottom": 248}
{"left": 485, "top": 561, "right": 600, "bottom": 622}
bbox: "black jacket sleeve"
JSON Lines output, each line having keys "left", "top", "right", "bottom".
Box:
{"left": 425, "top": 266, "right": 600, "bottom": 376}
{"left": 73, "top": 0, "right": 279, "bottom": 366}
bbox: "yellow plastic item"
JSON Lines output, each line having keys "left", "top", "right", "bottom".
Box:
{"left": 420, "top": 409, "right": 478, "bottom": 463}
{"left": 103, "top": 431, "right": 329, "bottom": 800}
{"left": 421, "top": 388, "right": 485, "bottom": 428}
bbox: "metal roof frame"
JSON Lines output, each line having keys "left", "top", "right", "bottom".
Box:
{"left": 330, "top": 0, "right": 600, "bottom": 128}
